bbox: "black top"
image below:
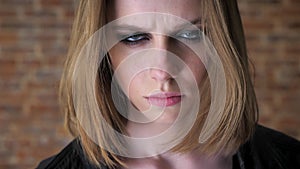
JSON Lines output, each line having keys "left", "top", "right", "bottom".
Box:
{"left": 36, "top": 125, "right": 300, "bottom": 169}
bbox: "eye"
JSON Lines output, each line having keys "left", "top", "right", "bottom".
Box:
{"left": 175, "top": 29, "right": 203, "bottom": 41}
{"left": 120, "top": 33, "right": 151, "bottom": 46}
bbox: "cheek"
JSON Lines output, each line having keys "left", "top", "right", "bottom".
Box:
{"left": 195, "top": 60, "right": 206, "bottom": 84}
{"left": 128, "top": 75, "right": 143, "bottom": 97}
{"left": 108, "top": 45, "right": 133, "bottom": 93}
{"left": 127, "top": 73, "right": 151, "bottom": 111}
{"left": 171, "top": 42, "right": 207, "bottom": 86}
{"left": 184, "top": 55, "right": 206, "bottom": 86}
{"left": 109, "top": 46, "right": 124, "bottom": 70}
{"left": 115, "top": 68, "right": 145, "bottom": 99}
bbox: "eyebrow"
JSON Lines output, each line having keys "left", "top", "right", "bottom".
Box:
{"left": 176, "top": 18, "right": 202, "bottom": 29}
{"left": 111, "top": 17, "right": 202, "bottom": 32}
{"left": 189, "top": 18, "right": 202, "bottom": 25}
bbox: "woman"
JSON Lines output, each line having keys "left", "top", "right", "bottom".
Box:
{"left": 37, "top": 0, "right": 300, "bottom": 168}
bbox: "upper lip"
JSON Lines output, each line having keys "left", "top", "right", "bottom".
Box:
{"left": 145, "top": 92, "right": 182, "bottom": 98}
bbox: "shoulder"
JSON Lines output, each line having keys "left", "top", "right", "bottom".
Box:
{"left": 235, "top": 124, "right": 300, "bottom": 169}
{"left": 252, "top": 125, "right": 300, "bottom": 159}
{"left": 36, "top": 139, "right": 104, "bottom": 169}
{"left": 253, "top": 125, "right": 300, "bottom": 149}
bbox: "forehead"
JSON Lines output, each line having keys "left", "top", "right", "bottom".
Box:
{"left": 107, "top": 0, "right": 202, "bottom": 21}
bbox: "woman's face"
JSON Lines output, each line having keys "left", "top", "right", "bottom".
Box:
{"left": 107, "top": 0, "right": 206, "bottom": 125}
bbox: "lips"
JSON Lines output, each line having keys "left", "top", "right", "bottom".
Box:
{"left": 145, "top": 92, "right": 182, "bottom": 107}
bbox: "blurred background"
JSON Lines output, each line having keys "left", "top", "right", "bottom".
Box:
{"left": 0, "top": 0, "right": 299, "bottom": 168}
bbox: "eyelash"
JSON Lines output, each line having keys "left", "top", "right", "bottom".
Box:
{"left": 120, "top": 33, "right": 151, "bottom": 46}
{"left": 120, "top": 29, "right": 203, "bottom": 47}
{"left": 175, "top": 29, "right": 203, "bottom": 42}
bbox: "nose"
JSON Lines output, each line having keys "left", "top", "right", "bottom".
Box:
{"left": 149, "top": 35, "right": 174, "bottom": 83}
{"left": 150, "top": 68, "right": 172, "bottom": 82}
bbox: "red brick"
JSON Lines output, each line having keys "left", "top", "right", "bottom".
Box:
{"left": 0, "top": 0, "right": 34, "bottom": 7}
{"left": 40, "top": 0, "right": 73, "bottom": 7}
{"left": 0, "top": 32, "right": 18, "bottom": 45}
{"left": 0, "top": 10, "right": 17, "bottom": 18}
{"left": 243, "top": 20, "right": 275, "bottom": 33}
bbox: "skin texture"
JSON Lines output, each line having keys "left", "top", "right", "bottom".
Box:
{"left": 108, "top": 0, "right": 205, "bottom": 130}
{"left": 107, "top": 0, "right": 232, "bottom": 168}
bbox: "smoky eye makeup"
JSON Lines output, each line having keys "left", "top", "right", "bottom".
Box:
{"left": 174, "top": 29, "right": 203, "bottom": 42}
{"left": 116, "top": 30, "right": 203, "bottom": 47}
{"left": 113, "top": 23, "right": 204, "bottom": 47}
{"left": 118, "top": 32, "right": 152, "bottom": 46}
{"left": 172, "top": 23, "right": 205, "bottom": 42}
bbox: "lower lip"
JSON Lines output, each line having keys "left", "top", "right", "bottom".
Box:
{"left": 146, "top": 96, "right": 182, "bottom": 107}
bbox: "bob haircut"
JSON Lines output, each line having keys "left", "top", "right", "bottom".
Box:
{"left": 59, "top": 0, "right": 258, "bottom": 167}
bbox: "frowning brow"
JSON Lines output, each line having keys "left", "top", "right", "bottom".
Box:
{"left": 110, "top": 17, "right": 202, "bottom": 32}
{"left": 174, "top": 18, "right": 202, "bottom": 30}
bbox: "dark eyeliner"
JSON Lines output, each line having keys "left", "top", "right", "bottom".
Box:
{"left": 175, "top": 29, "right": 203, "bottom": 42}
{"left": 120, "top": 33, "right": 151, "bottom": 46}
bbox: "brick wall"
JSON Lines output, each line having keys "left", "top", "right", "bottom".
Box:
{"left": 0, "top": 0, "right": 299, "bottom": 168}
{"left": 0, "top": 0, "right": 73, "bottom": 168}
{"left": 238, "top": 0, "right": 300, "bottom": 138}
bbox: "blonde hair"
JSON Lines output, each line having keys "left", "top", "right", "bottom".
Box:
{"left": 59, "top": 0, "right": 258, "bottom": 168}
